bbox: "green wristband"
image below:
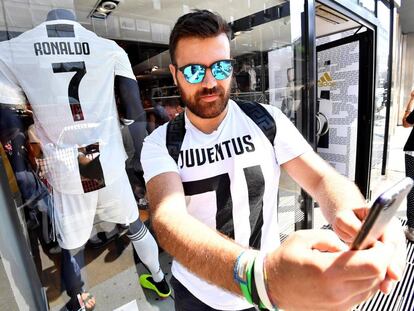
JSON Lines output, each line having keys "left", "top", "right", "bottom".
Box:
{"left": 240, "top": 252, "right": 256, "bottom": 304}
{"left": 240, "top": 281, "right": 253, "bottom": 304}
{"left": 243, "top": 256, "right": 255, "bottom": 304}
{"left": 234, "top": 250, "right": 258, "bottom": 305}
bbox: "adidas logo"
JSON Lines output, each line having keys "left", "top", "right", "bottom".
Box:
{"left": 318, "top": 72, "right": 335, "bottom": 87}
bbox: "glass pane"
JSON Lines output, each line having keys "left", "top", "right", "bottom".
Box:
{"left": 0, "top": 0, "right": 307, "bottom": 309}
{"left": 228, "top": 0, "right": 307, "bottom": 239}
{"left": 370, "top": 0, "right": 390, "bottom": 192}
{"left": 316, "top": 39, "right": 361, "bottom": 182}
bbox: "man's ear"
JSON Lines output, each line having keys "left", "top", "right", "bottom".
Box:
{"left": 169, "top": 64, "right": 178, "bottom": 86}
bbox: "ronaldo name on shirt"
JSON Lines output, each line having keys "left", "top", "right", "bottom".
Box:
{"left": 33, "top": 41, "right": 90, "bottom": 56}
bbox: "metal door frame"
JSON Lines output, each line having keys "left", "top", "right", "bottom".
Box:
{"left": 300, "top": 0, "right": 379, "bottom": 229}
{"left": 316, "top": 31, "right": 375, "bottom": 198}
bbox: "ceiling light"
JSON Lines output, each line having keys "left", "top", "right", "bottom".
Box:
{"left": 101, "top": 1, "right": 117, "bottom": 11}
{"left": 96, "top": 6, "right": 111, "bottom": 13}
{"left": 89, "top": 0, "right": 120, "bottom": 19}
{"left": 92, "top": 11, "right": 107, "bottom": 19}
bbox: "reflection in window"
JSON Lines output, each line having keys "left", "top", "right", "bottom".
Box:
{"left": 370, "top": 0, "right": 390, "bottom": 189}
{"left": 0, "top": 1, "right": 309, "bottom": 309}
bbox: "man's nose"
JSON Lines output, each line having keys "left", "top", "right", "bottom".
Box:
{"left": 201, "top": 68, "right": 217, "bottom": 88}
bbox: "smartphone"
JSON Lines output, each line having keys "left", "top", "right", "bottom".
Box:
{"left": 350, "top": 177, "right": 413, "bottom": 250}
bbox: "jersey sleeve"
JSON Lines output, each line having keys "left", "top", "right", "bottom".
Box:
{"left": 0, "top": 58, "right": 27, "bottom": 105}
{"left": 264, "top": 105, "right": 313, "bottom": 165}
{"left": 113, "top": 45, "right": 136, "bottom": 80}
{"left": 141, "top": 124, "right": 180, "bottom": 183}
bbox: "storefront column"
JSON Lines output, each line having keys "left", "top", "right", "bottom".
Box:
{"left": 0, "top": 159, "right": 48, "bottom": 310}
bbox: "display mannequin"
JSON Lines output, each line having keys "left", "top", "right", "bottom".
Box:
{"left": 0, "top": 8, "right": 170, "bottom": 310}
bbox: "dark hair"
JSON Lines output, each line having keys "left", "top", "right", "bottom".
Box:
{"left": 169, "top": 9, "right": 232, "bottom": 64}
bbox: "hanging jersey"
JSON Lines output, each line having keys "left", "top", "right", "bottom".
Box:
{"left": 0, "top": 20, "right": 135, "bottom": 194}
{"left": 141, "top": 99, "right": 313, "bottom": 310}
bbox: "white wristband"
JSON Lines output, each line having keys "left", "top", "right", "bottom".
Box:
{"left": 254, "top": 252, "right": 275, "bottom": 310}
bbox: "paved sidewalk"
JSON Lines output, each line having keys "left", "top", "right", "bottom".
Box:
{"left": 373, "top": 125, "right": 410, "bottom": 219}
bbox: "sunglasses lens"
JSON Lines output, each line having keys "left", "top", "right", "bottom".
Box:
{"left": 212, "top": 60, "right": 233, "bottom": 80}
{"left": 182, "top": 64, "right": 205, "bottom": 84}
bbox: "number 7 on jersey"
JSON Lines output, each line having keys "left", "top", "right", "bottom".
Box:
{"left": 52, "top": 61, "right": 86, "bottom": 122}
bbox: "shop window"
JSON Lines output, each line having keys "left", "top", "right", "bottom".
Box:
{"left": 0, "top": 1, "right": 309, "bottom": 309}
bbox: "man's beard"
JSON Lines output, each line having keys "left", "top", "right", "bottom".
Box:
{"left": 177, "top": 81, "right": 231, "bottom": 119}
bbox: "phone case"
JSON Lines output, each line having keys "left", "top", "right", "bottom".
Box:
{"left": 350, "top": 177, "right": 413, "bottom": 250}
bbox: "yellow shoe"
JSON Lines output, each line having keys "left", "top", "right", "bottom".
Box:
{"left": 139, "top": 274, "right": 171, "bottom": 298}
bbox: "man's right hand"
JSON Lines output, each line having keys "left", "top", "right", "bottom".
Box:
{"left": 265, "top": 229, "right": 394, "bottom": 311}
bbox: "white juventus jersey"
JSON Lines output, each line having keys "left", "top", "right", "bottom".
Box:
{"left": 0, "top": 20, "right": 135, "bottom": 194}
{"left": 141, "top": 100, "right": 312, "bottom": 310}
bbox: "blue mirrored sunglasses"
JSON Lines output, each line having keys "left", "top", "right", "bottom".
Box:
{"left": 176, "top": 59, "right": 235, "bottom": 84}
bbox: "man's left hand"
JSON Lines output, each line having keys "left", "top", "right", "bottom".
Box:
{"left": 332, "top": 208, "right": 406, "bottom": 294}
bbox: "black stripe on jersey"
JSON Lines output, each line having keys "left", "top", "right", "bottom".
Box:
{"left": 244, "top": 165, "right": 265, "bottom": 249}
{"left": 182, "top": 165, "right": 265, "bottom": 246}
{"left": 46, "top": 24, "right": 75, "bottom": 37}
{"left": 183, "top": 173, "right": 234, "bottom": 240}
